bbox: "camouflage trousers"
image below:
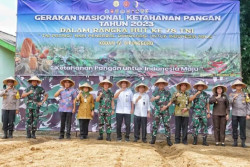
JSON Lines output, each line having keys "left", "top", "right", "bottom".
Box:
{"left": 26, "top": 108, "right": 40, "bottom": 131}
{"left": 98, "top": 112, "right": 112, "bottom": 134}
{"left": 152, "top": 110, "right": 171, "bottom": 137}
{"left": 192, "top": 111, "right": 208, "bottom": 137}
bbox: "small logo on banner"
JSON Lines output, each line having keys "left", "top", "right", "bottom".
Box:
{"left": 123, "top": 0, "right": 130, "bottom": 7}
{"left": 104, "top": 9, "right": 109, "bottom": 13}
{"left": 120, "top": 9, "right": 125, "bottom": 14}
{"left": 113, "top": 0, "right": 120, "bottom": 7}
{"left": 134, "top": 1, "right": 139, "bottom": 8}
{"left": 106, "top": 0, "right": 149, "bottom": 14}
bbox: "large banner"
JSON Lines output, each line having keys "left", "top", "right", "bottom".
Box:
{"left": 16, "top": 0, "right": 240, "bottom": 77}
{"left": 15, "top": 0, "right": 241, "bottom": 133}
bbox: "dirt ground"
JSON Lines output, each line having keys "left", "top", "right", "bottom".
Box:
{"left": 0, "top": 131, "right": 250, "bottom": 167}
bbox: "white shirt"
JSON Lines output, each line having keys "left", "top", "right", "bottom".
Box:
{"left": 115, "top": 88, "right": 133, "bottom": 114}
{"left": 133, "top": 93, "right": 151, "bottom": 117}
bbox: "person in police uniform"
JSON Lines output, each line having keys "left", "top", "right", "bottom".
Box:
{"left": 229, "top": 80, "right": 250, "bottom": 148}
{"left": 0, "top": 77, "right": 20, "bottom": 139}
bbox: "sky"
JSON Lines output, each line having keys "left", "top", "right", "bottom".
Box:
{"left": 0, "top": 0, "right": 17, "bottom": 36}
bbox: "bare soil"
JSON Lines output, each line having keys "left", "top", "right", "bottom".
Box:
{"left": 0, "top": 131, "right": 250, "bottom": 167}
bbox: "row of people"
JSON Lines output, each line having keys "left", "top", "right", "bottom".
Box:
{"left": 0, "top": 76, "right": 250, "bottom": 147}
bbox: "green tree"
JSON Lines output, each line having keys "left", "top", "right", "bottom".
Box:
{"left": 241, "top": 0, "right": 250, "bottom": 84}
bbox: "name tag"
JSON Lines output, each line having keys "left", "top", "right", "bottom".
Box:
{"left": 84, "top": 98, "right": 87, "bottom": 103}
{"left": 125, "top": 94, "right": 129, "bottom": 102}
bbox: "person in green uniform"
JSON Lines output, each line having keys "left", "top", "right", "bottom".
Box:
{"left": 21, "top": 76, "right": 48, "bottom": 139}
{"left": 96, "top": 79, "right": 115, "bottom": 141}
{"left": 167, "top": 81, "right": 191, "bottom": 145}
{"left": 189, "top": 81, "right": 210, "bottom": 146}
{"left": 149, "top": 78, "right": 173, "bottom": 146}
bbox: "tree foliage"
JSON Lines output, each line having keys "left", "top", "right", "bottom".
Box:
{"left": 241, "top": 0, "right": 250, "bottom": 84}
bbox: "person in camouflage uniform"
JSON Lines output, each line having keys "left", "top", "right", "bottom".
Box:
{"left": 167, "top": 81, "right": 191, "bottom": 145}
{"left": 96, "top": 79, "right": 115, "bottom": 141}
{"left": 150, "top": 78, "right": 173, "bottom": 146}
{"left": 21, "top": 76, "right": 48, "bottom": 139}
{"left": 189, "top": 81, "right": 210, "bottom": 146}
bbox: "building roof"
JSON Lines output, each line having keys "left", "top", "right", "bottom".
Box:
{"left": 0, "top": 31, "right": 16, "bottom": 52}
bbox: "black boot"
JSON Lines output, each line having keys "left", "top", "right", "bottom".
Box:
{"left": 167, "top": 137, "right": 173, "bottom": 146}
{"left": 31, "top": 131, "right": 36, "bottom": 139}
{"left": 97, "top": 133, "right": 103, "bottom": 140}
{"left": 241, "top": 140, "right": 246, "bottom": 148}
{"left": 193, "top": 136, "right": 198, "bottom": 145}
{"left": 149, "top": 136, "right": 156, "bottom": 144}
{"left": 26, "top": 130, "right": 31, "bottom": 138}
{"left": 8, "top": 131, "right": 13, "bottom": 138}
{"left": 2, "top": 131, "right": 8, "bottom": 139}
{"left": 106, "top": 133, "right": 111, "bottom": 141}
{"left": 58, "top": 135, "right": 64, "bottom": 139}
{"left": 202, "top": 136, "right": 209, "bottom": 146}
{"left": 232, "top": 139, "right": 238, "bottom": 147}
